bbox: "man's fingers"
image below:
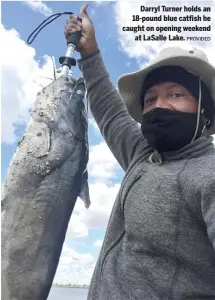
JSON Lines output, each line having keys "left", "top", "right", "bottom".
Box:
{"left": 64, "top": 24, "right": 81, "bottom": 37}
{"left": 65, "top": 20, "right": 82, "bottom": 30}
{"left": 65, "top": 24, "right": 81, "bottom": 31}
{"left": 80, "top": 3, "right": 89, "bottom": 18}
{"left": 68, "top": 15, "right": 82, "bottom": 27}
{"left": 70, "top": 13, "right": 78, "bottom": 20}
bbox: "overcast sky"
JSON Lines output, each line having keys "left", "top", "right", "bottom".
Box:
{"left": 1, "top": 0, "right": 215, "bottom": 285}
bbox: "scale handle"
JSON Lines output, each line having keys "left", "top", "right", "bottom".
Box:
{"left": 66, "top": 16, "right": 82, "bottom": 47}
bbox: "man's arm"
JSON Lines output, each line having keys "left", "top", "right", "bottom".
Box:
{"left": 180, "top": 156, "right": 215, "bottom": 251}
{"left": 78, "top": 51, "right": 143, "bottom": 171}
{"left": 201, "top": 179, "right": 215, "bottom": 250}
{"left": 65, "top": 5, "right": 144, "bottom": 170}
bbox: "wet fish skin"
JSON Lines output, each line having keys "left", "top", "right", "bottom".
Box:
{"left": 1, "top": 75, "right": 90, "bottom": 300}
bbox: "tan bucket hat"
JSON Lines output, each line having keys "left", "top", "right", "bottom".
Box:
{"left": 118, "top": 47, "right": 215, "bottom": 135}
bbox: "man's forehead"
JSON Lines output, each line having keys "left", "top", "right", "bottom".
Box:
{"left": 145, "top": 82, "right": 183, "bottom": 94}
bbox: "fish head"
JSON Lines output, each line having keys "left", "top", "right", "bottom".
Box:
{"left": 32, "top": 75, "right": 88, "bottom": 142}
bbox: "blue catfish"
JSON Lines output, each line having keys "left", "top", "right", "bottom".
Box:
{"left": 1, "top": 75, "right": 90, "bottom": 300}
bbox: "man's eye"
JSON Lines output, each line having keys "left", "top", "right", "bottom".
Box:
{"left": 170, "top": 92, "right": 184, "bottom": 98}
{"left": 145, "top": 98, "right": 156, "bottom": 104}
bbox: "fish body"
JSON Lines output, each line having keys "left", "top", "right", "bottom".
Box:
{"left": 1, "top": 75, "right": 90, "bottom": 300}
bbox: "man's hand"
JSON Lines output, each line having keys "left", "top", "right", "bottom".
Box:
{"left": 64, "top": 4, "right": 99, "bottom": 58}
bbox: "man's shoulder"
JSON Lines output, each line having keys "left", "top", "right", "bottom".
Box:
{"left": 191, "top": 145, "right": 215, "bottom": 170}
{"left": 182, "top": 145, "right": 215, "bottom": 189}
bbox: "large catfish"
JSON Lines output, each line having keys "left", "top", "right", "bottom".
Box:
{"left": 1, "top": 75, "right": 90, "bottom": 300}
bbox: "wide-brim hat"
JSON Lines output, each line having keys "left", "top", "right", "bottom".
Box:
{"left": 118, "top": 47, "right": 215, "bottom": 135}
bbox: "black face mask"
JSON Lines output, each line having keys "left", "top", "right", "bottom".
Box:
{"left": 141, "top": 108, "right": 204, "bottom": 153}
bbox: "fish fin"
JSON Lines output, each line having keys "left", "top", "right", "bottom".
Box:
{"left": 79, "top": 171, "right": 90, "bottom": 209}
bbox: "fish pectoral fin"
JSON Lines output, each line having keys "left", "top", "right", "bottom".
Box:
{"left": 79, "top": 171, "right": 90, "bottom": 209}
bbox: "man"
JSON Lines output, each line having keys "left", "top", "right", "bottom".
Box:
{"left": 65, "top": 4, "right": 215, "bottom": 300}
